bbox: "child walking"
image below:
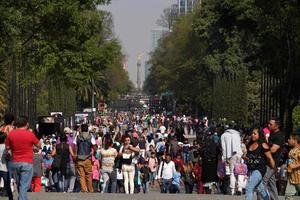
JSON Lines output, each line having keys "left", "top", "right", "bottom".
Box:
{"left": 31, "top": 146, "right": 43, "bottom": 192}
{"left": 170, "top": 165, "right": 182, "bottom": 193}
{"left": 92, "top": 154, "right": 100, "bottom": 192}
{"left": 140, "top": 160, "right": 150, "bottom": 193}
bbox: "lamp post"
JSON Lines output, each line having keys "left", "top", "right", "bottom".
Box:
{"left": 92, "top": 92, "right": 96, "bottom": 122}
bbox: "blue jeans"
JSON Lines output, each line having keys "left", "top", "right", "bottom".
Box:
{"left": 52, "top": 170, "right": 67, "bottom": 192}
{"left": 160, "top": 179, "right": 172, "bottom": 193}
{"left": 101, "top": 169, "right": 117, "bottom": 193}
{"left": 246, "top": 170, "right": 269, "bottom": 200}
{"left": 142, "top": 181, "right": 149, "bottom": 193}
{"left": 10, "top": 162, "right": 33, "bottom": 200}
{"left": 170, "top": 184, "right": 180, "bottom": 193}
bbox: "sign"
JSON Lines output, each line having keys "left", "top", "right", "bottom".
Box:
{"left": 50, "top": 112, "right": 63, "bottom": 117}
{"left": 74, "top": 113, "right": 89, "bottom": 125}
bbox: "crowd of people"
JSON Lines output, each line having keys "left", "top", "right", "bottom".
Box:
{"left": 0, "top": 112, "right": 299, "bottom": 200}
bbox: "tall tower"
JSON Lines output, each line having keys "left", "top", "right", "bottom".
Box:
{"left": 137, "top": 53, "right": 143, "bottom": 91}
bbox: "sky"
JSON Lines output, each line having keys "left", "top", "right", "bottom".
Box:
{"left": 100, "top": 0, "right": 177, "bottom": 87}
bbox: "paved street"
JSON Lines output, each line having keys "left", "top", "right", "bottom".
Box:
{"left": 2, "top": 192, "right": 294, "bottom": 200}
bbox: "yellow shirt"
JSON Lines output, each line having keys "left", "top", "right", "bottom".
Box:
{"left": 288, "top": 147, "right": 300, "bottom": 184}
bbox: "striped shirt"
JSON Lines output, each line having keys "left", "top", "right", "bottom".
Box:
{"left": 288, "top": 147, "right": 300, "bottom": 184}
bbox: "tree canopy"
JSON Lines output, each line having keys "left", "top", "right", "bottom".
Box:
{"left": 145, "top": 0, "right": 300, "bottom": 129}
{"left": 0, "top": 0, "right": 132, "bottom": 119}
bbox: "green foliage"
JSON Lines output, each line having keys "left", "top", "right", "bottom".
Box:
{"left": 293, "top": 106, "right": 300, "bottom": 130}
{"left": 147, "top": 0, "right": 300, "bottom": 128}
{"left": 0, "top": 0, "right": 130, "bottom": 118}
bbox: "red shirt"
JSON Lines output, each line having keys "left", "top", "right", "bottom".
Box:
{"left": 5, "top": 129, "right": 39, "bottom": 163}
{"left": 173, "top": 158, "right": 184, "bottom": 174}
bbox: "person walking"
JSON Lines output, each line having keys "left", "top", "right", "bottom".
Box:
{"left": 221, "top": 125, "right": 243, "bottom": 195}
{"left": 119, "top": 135, "right": 140, "bottom": 194}
{"left": 73, "top": 124, "right": 95, "bottom": 193}
{"left": 244, "top": 127, "right": 276, "bottom": 200}
{"left": 258, "top": 118, "right": 285, "bottom": 200}
{"left": 100, "top": 138, "right": 118, "bottom": 193}
{"left": 5, "top": 116, "right": 41, "bottom": 200}
{"left": 157, "top": 154, "right": 176, "bottom": 193}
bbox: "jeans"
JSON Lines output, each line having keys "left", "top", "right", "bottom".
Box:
{"left": 0, "top": 170, "right": 13, "bottom": 200}
{"left": 142, "top": 181, "right": 149, "bottom": 193}
{"left": 10, "top": 162, "right": 33, "bottom": 200}
{"left": 67, "top": 163, "right": 76, "bottom": 192}
{"left": 101, "top": 169, "right": 117, "bottom": 193}
{"left": 52, "top": 170, "right": 67, "bottom": 192}
{"left": 160, "top": 178, "right": 172, "bottom": 193}
{"left": 285, "top": 181, "right": 300, "bottom": 200}
{"left": 170, "top": 184, "right": 180, "bottom": 193}
{"left": 258, "top": 165, "right": 278, "bottom": 200}
{"left": 149, "top": 171, "right": 156, "bottom": 185}
{"left": 245, "top": 170, "right": 269, "bottom": 200}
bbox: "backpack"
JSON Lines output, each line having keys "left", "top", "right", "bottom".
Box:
{"left": 77, "top": 136, "right": 92, "bottom": 161}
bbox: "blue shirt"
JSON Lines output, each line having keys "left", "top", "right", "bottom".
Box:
{"left": 172, "top": 171, "right": 181, "bottom": 185}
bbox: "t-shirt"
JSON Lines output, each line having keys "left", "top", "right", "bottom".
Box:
{"left": 268, "top": 131, "right": 285, "bottom": 166}
{"left": 5, "top": 129, "right": 39, "bottom": 163}
{"left": 100, "top": 147, "right": 117, "bottom": 171}
{"left": 172, "top": 171, "right": 181, "bottom": 186}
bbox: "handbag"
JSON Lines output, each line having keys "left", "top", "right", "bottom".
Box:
{"left": 234, "top": 163, "right": 248, "bottom": 175}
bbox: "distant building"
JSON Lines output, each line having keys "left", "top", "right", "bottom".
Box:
{"left": 178, "top": 0, "right": 196, "bottom": 15}
{"left": 151, "top": 29, "right": 168, "bottom": 51}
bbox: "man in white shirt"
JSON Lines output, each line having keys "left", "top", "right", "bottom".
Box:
{"left": 157, "top": 154, "right": 176, "bottom": 193}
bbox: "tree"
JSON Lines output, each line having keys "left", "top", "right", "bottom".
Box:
{"left": 156, "top": 6, "right": 178, "bottom": 31}
{"left": 0, "top": 0, "right": 130, "bottom": 119}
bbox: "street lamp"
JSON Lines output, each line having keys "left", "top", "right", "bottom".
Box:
{"left": 92, "top": 92, "right": 96, "bottom": 121}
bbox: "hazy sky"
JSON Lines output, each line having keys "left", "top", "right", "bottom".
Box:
{"left": 100, "top": 0, "right": 177, "bottom": 87}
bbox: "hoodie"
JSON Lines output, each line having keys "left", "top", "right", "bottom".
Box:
{"left": 221, "top": 129, "right": 242, "bottom": 161}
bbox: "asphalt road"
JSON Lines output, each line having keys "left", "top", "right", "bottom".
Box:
{"left": 2, "top": 192, "right": 294, "bottom": 200}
